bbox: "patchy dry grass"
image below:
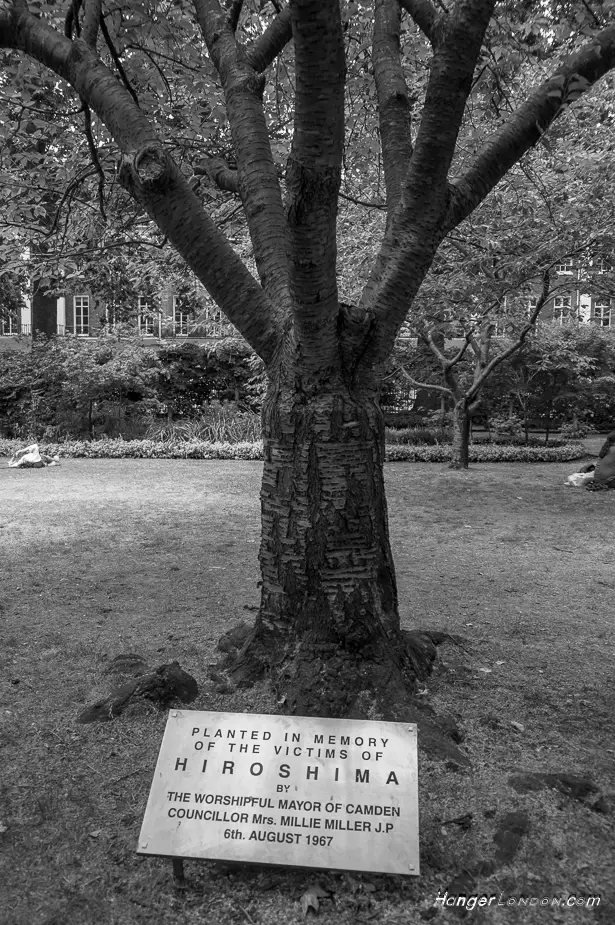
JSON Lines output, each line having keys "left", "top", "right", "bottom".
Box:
{"left": 0, "top": 455, "right": 613, "bottom": 925}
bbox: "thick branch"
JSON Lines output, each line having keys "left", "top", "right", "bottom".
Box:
{"left": 0, "top": 6, "right": 280, "bottom": 363}
{"left": 193, "top": 0, "right": 290, "bottom": 313}
{"left": 81, "top": 0, "right": 101, "bottom": 48}
{"left": 286, "top": 0, "right": 346, "bottom": 376}
{"left": 245, "top": 6, "right": 292, "bottom": 72}
{"left": 355, "top": 0, "right": 496, "bottom": 382}
{"left": 373, "top": 0, "right": 413, "bottom": 223}
{"left": 194, "top": 157, "right": 239, "bottom": 193}
{"left": 448, "top": 24, "right": 615, "bottom": 229}
{"left": 400, "top": 0, "right": 495, "bottom": 221}
{"left": 116, "top": 148, "right": 279, "bottom": 362}
{"left": 399, "top": 0, "right": 441, "bottom": 45}
{"left": 228, "top": 0, "right": 243, "bottom": 31}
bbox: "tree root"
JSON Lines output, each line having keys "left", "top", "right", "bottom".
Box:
{"left": 211, "top": 622, "right": 469, "bottom": 767}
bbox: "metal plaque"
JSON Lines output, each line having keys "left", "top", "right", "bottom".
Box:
{"left": 137, "top": 710, "right": 419, "bottom": 875}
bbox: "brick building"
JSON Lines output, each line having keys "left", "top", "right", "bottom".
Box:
{"left": 1, "top": 260, "right": 612, "bottom": 348}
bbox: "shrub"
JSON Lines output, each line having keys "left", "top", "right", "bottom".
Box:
{"left": 385, "top": 426, "right": 450, "bottom": 446}
{"left": 385, "top": 443, "right": 584, "bottom": 463}
{"left": 0, "top": 438, "right": 584, "bottom": 463}
{"left": 560, "top": 421, "right": 592, "bottom": 440}
{"left": 487, "top": 435, "right": 567, "bottom": 448}
{"left": 145, "top": 404, "right": 261, "bottom": 443}
{"left": 383, "top": 410, "right": 425, "bottom": 429}
{"left": 489, "top": 414, "right": 524, "bottom": 439}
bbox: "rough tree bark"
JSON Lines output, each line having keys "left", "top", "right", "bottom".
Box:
{"left": 450, "top": 399, "right": 473, "bottom": 470}
{"left": 2, "top": 0, "right": 615, "bottom": 735}
{"left": 244, "top": 369, "right": 412, "bottom": 717}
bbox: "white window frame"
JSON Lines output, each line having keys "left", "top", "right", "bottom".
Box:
{"left": 593, "top": 300, "right": 612, "bottom": 327}
{"left": 74, "top": 295, "right": 90, "bottom": 336}
{"left": 138, "top": 296, "right": 157, "bottom": 335}
{"left": 554, "top": 259, "right": 574, "bottom": 275}
{"left": 554, "top": 294, "right": 573, "bottom": 324}
{"left": 1, "top": 313, "right": 19, "bottom": 336}
{"left": 527, "top": 296, "right": 538, "bottom": 315}
{"left": 173, "top": 295, "right": 189, "bottom": 336}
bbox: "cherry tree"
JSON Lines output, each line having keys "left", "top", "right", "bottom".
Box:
{"left": 2, "top": 0, "right": 615, "bottom": 719}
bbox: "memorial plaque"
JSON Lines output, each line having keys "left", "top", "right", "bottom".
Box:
{"left": 137, "top": 710, "right": 419, "bottom": 875}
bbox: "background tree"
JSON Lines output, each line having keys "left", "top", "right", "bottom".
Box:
{"left": 2, "top": 0, "right": 615, "bottom": 723}
{"left": 346, "top": 123, "right": 615, "bottom": 467}
{"left": 506, "top": 321, "right": 615, "bottom": 440}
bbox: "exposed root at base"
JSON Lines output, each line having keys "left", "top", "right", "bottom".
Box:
{"left": 210, "top": 622, "right": 470, "bottom": 767}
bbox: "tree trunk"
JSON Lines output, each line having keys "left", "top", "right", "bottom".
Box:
{"left": 545, "top": 396, "right": 553, "bottom": 445}
{"left": 449, "top": 401, "right": 471, "bottom": 469}
{"left": 231, "top": 380, "right": 426, "bottom": 719}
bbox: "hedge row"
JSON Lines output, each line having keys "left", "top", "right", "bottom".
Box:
{"left": 0, "top": 438, "right": 585, "bottom": 463}
{"left": 385, "top": 443, "right": 584, "bottom": 463}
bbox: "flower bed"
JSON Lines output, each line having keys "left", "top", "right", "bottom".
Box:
{"left": 0, "top": 438, "right": 586, "bottom": 463}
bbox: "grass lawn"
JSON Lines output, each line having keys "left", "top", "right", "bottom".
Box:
{"left": 0, "top": 457, "right": 613, "bottom": 924}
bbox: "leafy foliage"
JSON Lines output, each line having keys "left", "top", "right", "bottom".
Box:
{"left": 504, "top": 321, "right": 615, "bottom": 432}
{"left": 0, "top": 436, "right": 584, "bottom": 463}
{"left": 0, "top": 333, "right": 162, "bottom": 437}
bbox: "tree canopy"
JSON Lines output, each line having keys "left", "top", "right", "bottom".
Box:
{"left": 2, "top": 0, "right": 615, "bottom": 365}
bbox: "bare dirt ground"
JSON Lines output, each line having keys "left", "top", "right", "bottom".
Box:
{"left": 0, "top": 456, "right": 613, "bottom": 924}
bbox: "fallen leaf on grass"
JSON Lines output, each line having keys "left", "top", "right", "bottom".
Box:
{"left": 441, "top": 812, "right": 473, "bottom": 832}
{"left": 0, "top": 823, "right": 7, "bottom": 834}
{"left": 510, "top": 721, "right": 525, "bottom": 732}
{"left": 477, "top": 667, "right": 492, "bottom": 673}
{"left": 88, "top": 829, "right": 101, "bottom": 838}
{"left": 300, "top": 884, "right": 329, "bottom": 916}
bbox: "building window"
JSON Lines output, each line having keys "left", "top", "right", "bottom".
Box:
{"left": 592, "top": 258, "right": 609, "bottom": 274}
{"left": 1, "top": 313, "right": 19, "bottom": 335}
{"left": 528, "top": 297, "right": 538, "bottom": 315}
{"left": 1, "top": 313, "right": 20, "bottom": 336}
{"left": 592, "top": 300, "right": 612, "bottom": 327}
{"left": 173, "top": 296, "right": 189, "bottom": 336}
{"left": 138, "top": 296, "right": 156, "bottom": 335}
{"left": 554, "top": 295, "right": 574, "bottom": 323}
{"left": 555, "top": 259, "right": 574, "bottom": 275}
{"left": 74, "top": 295, "right": 89, "bottom": 335}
